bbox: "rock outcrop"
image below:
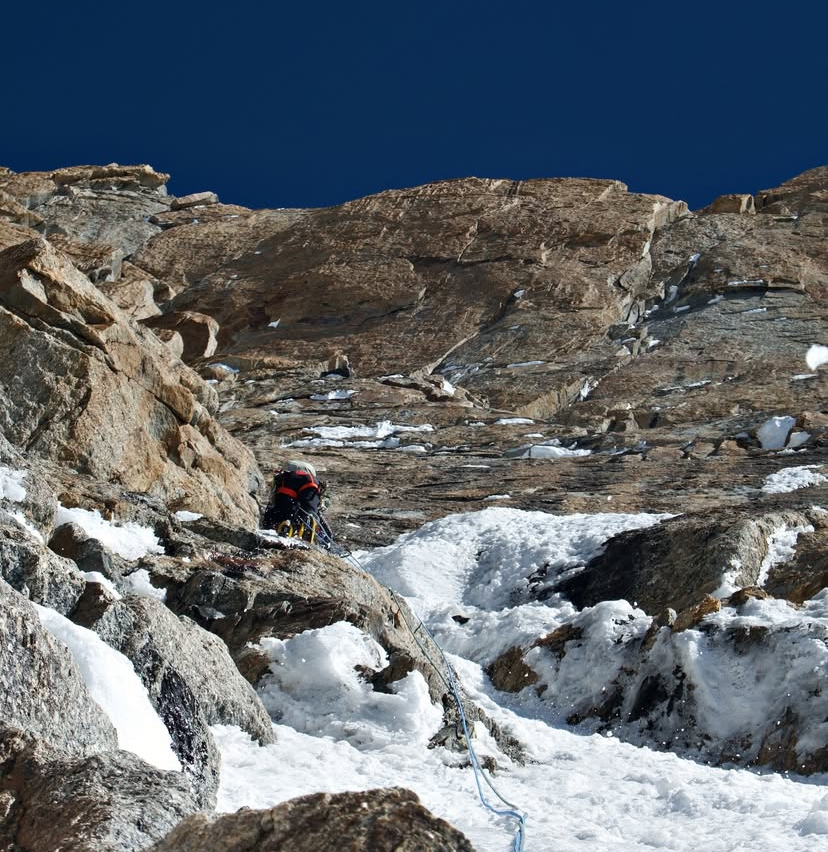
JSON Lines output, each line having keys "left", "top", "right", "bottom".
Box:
{"left": 0, "top": 580, "right": 118, "bottom": 757}
{"left": 0, "top": 236, "right": 260, "bottom": 526}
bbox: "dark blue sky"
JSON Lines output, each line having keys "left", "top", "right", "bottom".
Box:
{"left": 3, "top": 2, "right": 825, "bottom": 210}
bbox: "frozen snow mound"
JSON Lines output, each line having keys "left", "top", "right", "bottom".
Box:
{"left": 255, "top": 622, "right": 441, "bottom": 750}
{"left": 356, "top": 507, "right": 671, "bottom": 615}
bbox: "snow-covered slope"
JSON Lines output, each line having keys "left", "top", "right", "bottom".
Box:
{"left": 216, "top": 508, "right": 828, "bottom": 850}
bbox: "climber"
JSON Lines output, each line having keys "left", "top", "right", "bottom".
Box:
{"left": 261, "top": 459, "right": 334, "bottom": 548}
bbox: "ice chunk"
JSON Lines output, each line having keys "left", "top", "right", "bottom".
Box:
{"left": 756, "top": 416, "right": 796, "bottom": 450}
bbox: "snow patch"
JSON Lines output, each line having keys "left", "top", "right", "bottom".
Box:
{"left": 763, "top": 465, "right": 826, "bottom": 493}
{"left": 123, "top": 568, "right": 167, "bottom": 602}
{"left": 35, "top": 605, "right": 180, "bottom": 770}
{"left": 310, "top": 390, "right": 356, "bottom": 401}
{"left": 174, "top": 510, "right": 203, "bottom": 522}
{"left": 55, "top": 506, "right": 163, "bottom": 561}
{"left": 0, "top": 466, "right": 27, "bottom": 502}
{"left": 494, "top": 417, "right": 535, "bottom": 425}
{"left": 515, "top": 443, "right": 591, "bottom": 459}
{"left": 758, "top": 524, "right": 813, "bottom": 587}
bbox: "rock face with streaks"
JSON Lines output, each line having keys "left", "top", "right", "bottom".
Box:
{"left": 155, "top": 177, "right": 688, "bottom": 416}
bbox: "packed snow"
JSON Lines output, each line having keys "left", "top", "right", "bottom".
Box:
{"left": 805, "top": 344, "right": 828, "bottom": 371}
{"left": 213, "top": 507, "right": 828, "bottom": 851}
{"left": 757, "top": 524, "right": 814, "bottom": 587}
{"left": 174, "top": 510, "right": 204, "bottom": 522}
{"left": 35, "top": 605, "right": 180, "bottom": 771}
{"left": 494, "top": 417, "right": 535, "bottom": 425}
{"left": 0, "top": 465, "right": 27, "bottom": 502}
{"left": 763, "top": 465, "right": 827, "bottom": 493}
{"left": 310, "top": 389, "right": 356, "bottom": 401}
{"left": 123, "top": 568, "right": 167, "bottom": 601}
{"left": 513, "top": 443, "right": 591, "bottom": 459}
{"left": 55, "top": 505, "right": 163, "bottom": 560}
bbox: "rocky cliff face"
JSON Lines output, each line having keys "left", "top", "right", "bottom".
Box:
{"left": 0, "top": 161, "right": 825, "bottom": 850}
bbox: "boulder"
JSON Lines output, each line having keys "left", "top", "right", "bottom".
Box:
{"left": 0, "top": 728, "right": 200, "bottom": 852}
{"left": 700, "top": 193, "right": 755, "bottom": 214}
{"left": 152, "top": 327, "right": 185, "bottom": 358}
{"left": 0, "top": 579, "right": 118, "bottom": 756}
{"left": 97, "top": 261, "right": 163, "bottom": 321}
{"left": 170, "top": 191, "right": 220, "bottom": 210}
{"left": 555, "top": 507, "right": 817, "bottom": 615}
{"left": 48, "top": 521, "right": 129, "bottom": 583}
{"left": 50, "top": 164, "right": 170, "bottom": 191}
{"left": 148, "top": 787, "right": 475, "bottom": 852}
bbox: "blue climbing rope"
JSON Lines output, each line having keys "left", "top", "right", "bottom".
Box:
{"left": 388, "top": 588, "right": 528, "bottom": 852}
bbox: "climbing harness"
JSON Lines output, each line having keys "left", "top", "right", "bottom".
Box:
{"left": 306, "top": 521, "right": 528, "bottom": 851}
{"left": 276, "top": 514, "right": 321, "bottom": 546}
